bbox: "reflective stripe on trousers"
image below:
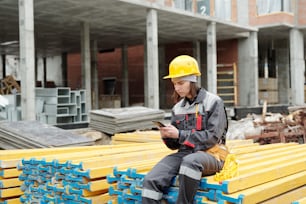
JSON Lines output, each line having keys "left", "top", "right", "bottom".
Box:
{"left": 179, "top": 165, "right": 202, "bottom": 180}
{"left": 141, "top": 151, "right": 190, "bottom": 204}
{"left": 142, "top": 188, "right": 163, "bottom": 200}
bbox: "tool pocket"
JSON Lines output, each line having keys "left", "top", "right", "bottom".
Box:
{"left": 175, "top": 114, "right": 186, "bottom": 130}
{"left": 205, "top": 144, "right": 229, "bottom": 161}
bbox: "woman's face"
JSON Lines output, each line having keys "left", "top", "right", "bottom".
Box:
{"left": 171, "top": 78, "right": 191, "bottom": 98}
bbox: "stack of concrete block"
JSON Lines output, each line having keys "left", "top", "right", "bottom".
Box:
{"left": 0, "top": 87, "right": 88, "bottom": 125}
{"left": 35, "top": 87, "right": 88, "bottom": 125}
{"left": 0, "top": 93, "right": 22, "bottom": 121}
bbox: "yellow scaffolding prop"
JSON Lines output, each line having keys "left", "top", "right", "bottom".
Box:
{"left": 224, "top": 156, "right": 306, "bottom": 193}
{"left": 0, "top": 197, "right": 21, "bottom": 204}
{"left": 0, "top": 186, "right": 23, "bottom": 198}
{"left": 78, "top": 158, "right": 162, "bottom": 179}
{"left": 0, "top": 168, "right": 21, "bottom": 179}
{"left": 230, "top": 142, "right": 297, "bottom": 155}
{"left": 1, "top": 131, "right": 304, "bottom": 203}
{"left": 79, "top": 193, "right": 117, "bottom": 204}
{"left": 220, "top": 171, "right": 306, "bottom": 204}
{"left": 70, "top": 148, "right": 173, "bottom": 170}
{"left": 261, "top": 185, "right": 306, "bottom": 204}
{"left": 235, "top": 142, "right": 299, "bottom": 160}
{"left": 1, "top": 143, "right": 167, "bottom": 168}
{"left": 112, "top": 130, "right": 162, "bottom": 143}
{"left": 0, "top": 178, "right": 22, "bottom": 188}
{"left": 294, "top": 197, "right": 306, "bottom": 204}
{"left": 0, "top": 142, "right": 150, "bottom": 160}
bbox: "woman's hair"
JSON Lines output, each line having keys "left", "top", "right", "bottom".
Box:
{"left": 171, "top": 82, "right": 199, "bottom": 103}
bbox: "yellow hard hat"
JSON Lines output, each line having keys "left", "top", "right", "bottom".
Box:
{"left": 163, "top": 55, "right": 201, "bottom": 79}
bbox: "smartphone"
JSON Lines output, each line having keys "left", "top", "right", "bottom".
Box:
{"left": 152, "top": 120, "right": 166, "bottom": 128}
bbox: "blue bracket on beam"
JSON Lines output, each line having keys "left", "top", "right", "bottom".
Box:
{"left": 127, "top": 168, "right": 145, "bottom": 179}
{"left": 216, "top": 190, "right": 244, "bottom": 204}
{"left": 106, "top": 174, "right": 120, "bottom": 184}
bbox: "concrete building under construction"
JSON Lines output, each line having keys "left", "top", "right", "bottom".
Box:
{"left": 0, "top": 0, "right": 305, "bottom": 121}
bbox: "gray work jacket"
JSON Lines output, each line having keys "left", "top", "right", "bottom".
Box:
{"left": 163, "top": 88, "right": 227, "bottom": 152}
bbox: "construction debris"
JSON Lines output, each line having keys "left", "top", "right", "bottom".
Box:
{"left": 227, "top": 105, "right": 306, "bottom": 144}
{"left": 89, "top": 106, "right": 165, "bottom": 135}
{"left": 0, "top": 120, "right": 95, "bottom": 149}
{"left": 0, "top": 75, "right": 20, "bottom": 95}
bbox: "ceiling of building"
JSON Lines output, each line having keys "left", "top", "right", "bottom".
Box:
{"left": 1, "top": 0, "right": 258, "bottom": 57}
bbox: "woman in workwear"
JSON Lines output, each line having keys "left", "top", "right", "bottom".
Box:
{"left": 142, "top": 55, "right": 228, "bottom": 204}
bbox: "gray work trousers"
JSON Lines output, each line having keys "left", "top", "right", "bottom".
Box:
{"left": 142, "top": 150, "right": 223, "bottom": 204}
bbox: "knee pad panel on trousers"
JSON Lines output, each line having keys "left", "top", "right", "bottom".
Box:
{"left": 181, "top": 152, "right": 205, "bottom": 171}
{"left": 181, "top": 151, "right": 222, "bottom": 176}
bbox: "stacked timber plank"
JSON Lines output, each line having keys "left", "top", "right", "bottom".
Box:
{"left": 0, "top": 120, "right": 95, "bottom": 149}
{"left": 89, "top": 106, "right": 165, "bottom": 135}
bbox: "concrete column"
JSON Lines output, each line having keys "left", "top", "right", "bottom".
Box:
{"left": 290, "top": 28, "right": 305, "bottom": 105}
{"left": 46, "top": 56, "right": 63, "bottom": 87}
{"left": 144, "top": 39, "right": 148, "bottom": 106}
{"left": 91, "top": 40, "right": 99, "bottom": 109}
{"left": 206, "top": 22, "right": 217, "bottom": 94}
{"left": 36, "top": 57, "right": 42, "bottom": 87}
{"left": 1, "top": 55, "right": 5, "bottom": 79}
{"left": 145, "top": 9, "right": 159, "bottom": 109}
{"left": 238, "top": 31, "right": 258, "bottom": 106}
{"left": 193, "top": 40, "right": 201, "bottom": 86}
{"left": 43, "top": 57, "right": 47, "bottom": 87}
{"left": 34, "top": 55, "right": 37, "bottom": 84}
{"left": 121, "top": 44, "right": 129, "bottom": 107}
{"left": 19, "top": 0, "right": 36, "bottom": 120}
{"left": 159, "top": 46, "right": 167, "bottom": 108}
{"left": 80, "top": 22, "right": 91, "bottom": 112}
{"left": 276, "top": 42, "right": 290, "bottom": 104}
{"left": 61, "top": 52, "right": 68, "bottom": 87}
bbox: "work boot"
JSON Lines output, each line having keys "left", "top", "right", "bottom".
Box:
{"left": 176, "top": 174, "right": 200, "bottom": 204}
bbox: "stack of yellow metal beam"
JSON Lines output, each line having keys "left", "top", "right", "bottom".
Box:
{"left": 0, "top": 130, "right": 162, "bottom": 203}
{"left": 1, "top": 150, "right": 24, "bottom": 204}
{"left": 207, "top": 142, "right": 306, "bottom": 203}
{"left": 1, "top": 139, "right": 172, "bottom": 203}
{"left": 106, "top": 139, "right": 306, "bottom": 204}
{"left": 112, "top": 130, "right": 162, "bottom": 144}
{"left": 1, "top": 130, "right": 306, "bottom": 203}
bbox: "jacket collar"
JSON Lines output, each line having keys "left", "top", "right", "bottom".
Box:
{"left": 180, "top": 88, "right": 206, "bottom": 107}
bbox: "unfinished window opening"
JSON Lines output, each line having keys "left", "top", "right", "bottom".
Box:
{"left": 257, "top": 0, "right": 292, "bottom": 15}
{"left": 215, "top": 0, "right": 232, "bottom": 21}
{"left": 173, "top": 0, "right": 193, "bottom": 11}
{"left": 258, "top": 48, "right": 277, "bottom": 78}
